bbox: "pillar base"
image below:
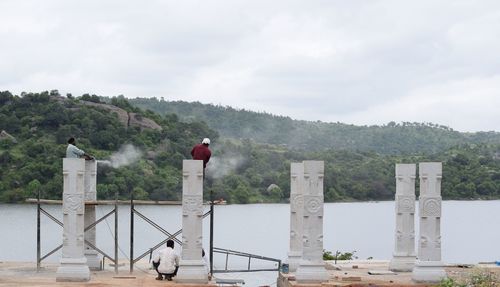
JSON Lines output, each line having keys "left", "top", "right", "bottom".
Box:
{"left": 175, "top": 260, "right": 208, "bottom": 284}
{"left": 389, "top": 255, "right": 415, "bottom": 272}
{"left": 56, "top": 257, "right": 90, "bottom": 282}
{"left": 296, "top": 261, "right": 329, "bottom": 284}
{"left": 287, "top": 251, "right": 302, "bottom": 272}
{"left": 412, "top": 260, "right": 447, "bottom": 283}
{"left": 85, "top": 250, "right": 102, "bottom": 271}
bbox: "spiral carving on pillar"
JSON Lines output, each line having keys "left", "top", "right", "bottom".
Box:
{"left": 305, "top": 197, "right": 321, "bottom": 214}
{"left": 396, "top": 195, "right": 415, "bottom": 213}
{"left": 291, "top": 194, "right": 303, "bottom": 211}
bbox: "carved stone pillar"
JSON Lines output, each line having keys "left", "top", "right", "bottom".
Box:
{"left": 389, "top": 164, "right": 416, "bottom": 272}
{"left": 288, "top": 162, "right": 304, "bottom": 272}
{"left": 412, "top": 162, "right": 447, "bottom": 282}
{"left": 84, "top": 160, "right": 101, "bottom": 270}
{"left": 176, "top": 160, "right": 208, "bottom": 283}
{"left": 56, "top": 158, "right": 90, "bottom": 282}
{"left": 296, "top": 161, "right": 329, "bottom": 283}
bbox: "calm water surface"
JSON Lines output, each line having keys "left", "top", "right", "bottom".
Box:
{"left": 1, "top": 201, "right": 499, "bottom": 284}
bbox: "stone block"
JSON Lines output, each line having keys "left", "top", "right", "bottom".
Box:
{"left": 296, "top": 161, "right": 328, "bottom": 284}
{"left": 175, "top": 160, "right": 208, "bottom": 284}
{"left": 288, "top": 162, "right": 305, "bottom": 272}
{"left": 56, "top": 158, "right": 90, "bottom": 282}
{"left": 390, "top": 163, "right": 416, "bottom": 272}
{"left": 412, "top": 162, "right": 446, "bottom": 283}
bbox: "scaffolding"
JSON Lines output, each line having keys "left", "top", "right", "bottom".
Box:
{"left": 32, "top": 191, "right": 281, "bottom": 277}
{"left": 33, "top": 190, "right": 120, "bottom": 273}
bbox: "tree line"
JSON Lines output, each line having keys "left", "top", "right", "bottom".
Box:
{"left": 0, "top": 91, "right": 499, "bottom": 203}
{"left": 128, "top": 97, "right": 500, "bottom": 154}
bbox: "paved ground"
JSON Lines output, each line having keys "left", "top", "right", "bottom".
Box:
{"left": 0, "top": 261, "right": 217, "bottom": 287}
{"left": 1, "top": 260, "right": 498, "bottom": 287}
{"left": 279, "top": 260, "right": 500, "bottom": 287}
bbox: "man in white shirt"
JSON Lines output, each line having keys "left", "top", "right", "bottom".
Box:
{"left": 202, "top": 248, "right": 211, "bottom": 280}
{"left": 66, "top": 137, "right": 93, "bottom": 160}
{"left": 152, "top": 239, "right": 180, "bottom": 281}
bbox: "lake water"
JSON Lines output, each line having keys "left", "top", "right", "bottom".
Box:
{"left": 1, "top": 201, "right": 499, "bottom": 285}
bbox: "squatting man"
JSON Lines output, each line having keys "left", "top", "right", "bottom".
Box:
{"left": 152, "top": 239, "right": 179, "bottom": 281}
{"left": 152, "top": 240, "right": 210, "bottom": 281}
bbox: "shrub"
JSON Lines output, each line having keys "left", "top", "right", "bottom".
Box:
{"left": 323, "top": 250, "right": 357, "bottom": 261}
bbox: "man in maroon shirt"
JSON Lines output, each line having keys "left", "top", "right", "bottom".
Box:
{"left": 191, "top": 138, "right": 212, "bottom": 171}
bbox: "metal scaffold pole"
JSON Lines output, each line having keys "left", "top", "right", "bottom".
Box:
{"left": 210, "top": 189, "right": 214, "bottom": 277}
{"left": 36, "top": 189, "right": 41, "bottom": 272}
{"left": 115, "top": 191, "right": 119, "bottom": 274}
{"left": 129, "top": 192, "right": 134, "bottom": 273}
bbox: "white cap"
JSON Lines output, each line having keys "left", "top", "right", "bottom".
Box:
{"left": 202, "top": 138, "right": 210, "bottom": 145}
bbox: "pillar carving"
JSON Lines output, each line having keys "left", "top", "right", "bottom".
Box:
{"left": 412, "top": 162, "right": 447, "bottom": 282}
{"left": 56, "top": 158, "right": 90, "bottom": 282}
{"left": 296, "top": 161, "right": 329, "bottom": 283}
{"left": 175, "top": 160, "right": 208, "bottom": 283}
{"left": 389, "top": 164, "right": 416, "bottom": 271}
{"left": 288, "top": 162, "right": 304, "bottom": 272}
{"left": 84, "top": 160, "right": 101, "bottom": 270}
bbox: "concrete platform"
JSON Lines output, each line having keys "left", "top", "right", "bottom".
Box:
{"left": 0, "top": 261, "right": 216, "bottom": 287}
{"left": 2, "top": 260, "right": 498, "bottom": 287}
{"left": 277, "top": 260, "right": 500, "bottom": 287}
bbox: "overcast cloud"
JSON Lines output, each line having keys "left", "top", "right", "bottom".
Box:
{"left": 1, "top": 0, "right": 500, "bottom": 132}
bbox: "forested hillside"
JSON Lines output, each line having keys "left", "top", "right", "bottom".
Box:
{"left": 129, "top": 98, "right": 500, "bottom": 154}
{"left": 1, "top": 91, "right": 499, "bottom": 204}
{"left": 0, "top": 91, "right": 218, "bottom": 202}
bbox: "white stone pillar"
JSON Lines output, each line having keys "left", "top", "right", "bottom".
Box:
{"left": 288, "top": 162, "right": 304, "bottom": 272}
{"left": 56, "top": 158, "right": 90, "bottom": 282}
{"left": 389, "top": 164, "right": 416, "bottom": 272}
{"left": 175, "top": 160, "right": 208, "bottom": 283}
{"left": 84, "top": 160, "right": 101, "bottom": 270}
{"left": 412, "top": 162, "right": 447, "bottom": 282}
{"left": 296, "top": 161, "right": 329, "bottom": 283}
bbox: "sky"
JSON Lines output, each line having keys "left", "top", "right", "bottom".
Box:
{"left": 1, "top": 0, "right": 500, "bottom": 132}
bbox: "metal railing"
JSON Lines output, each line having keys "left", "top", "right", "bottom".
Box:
{"left": 213, "top": 247, "right": 281, "bottom": 273}
{"left": 128, "top": 192, "right": 211, "bottom": 272}
{"left": 35, "top": 189, "right": 281, "bottom": 276}
{"left": 35, "top": 190, "right": 119, "bottom": 273}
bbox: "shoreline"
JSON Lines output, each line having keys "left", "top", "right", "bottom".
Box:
{"left": 1, "top": 198, "right": 500, "bottom": 206}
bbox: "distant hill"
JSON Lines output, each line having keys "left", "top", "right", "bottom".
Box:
{"left": 1, "top": 91, "right": 499, "bottom": 204}
{"left": 128, "top": 98, "right": 500, "bottom": 154}
{"left": 0, "top": 91, "right": 218, "bottom": 203}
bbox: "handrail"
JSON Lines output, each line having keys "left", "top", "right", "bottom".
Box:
{"left": 36, "top": 189, "right": 119, "bottom": 273}
{"left": 212, "top": 247, "right": 281, "bottom": 273}
{"left": 129, "top": 201, "right": 212, "bottom": 270}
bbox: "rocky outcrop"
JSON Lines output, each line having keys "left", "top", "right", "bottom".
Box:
{"left": 0, "top": 130, "right": 17, "bottom": 143}
{"left": 129, "top": 113, "right": 162, "bottom": 131}
{"left": 80, "top": 101, "right": 130, "bottom": 127}
{"left": 51, "top": 96, "right": 162, "bottom": 131}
